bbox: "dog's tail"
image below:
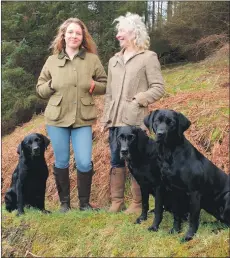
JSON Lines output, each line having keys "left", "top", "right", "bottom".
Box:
{"left": 5, "top": 188, "right": 17, "bottom": 212}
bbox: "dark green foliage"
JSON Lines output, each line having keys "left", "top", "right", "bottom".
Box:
{"left": 2, "top": 67, "right": 35, "bottom": 89}
{"left": 2, "top": 1, "right": 229, "bottom": 135}
{"left": 163, "top": 2, "right": 229, "bottom": 60}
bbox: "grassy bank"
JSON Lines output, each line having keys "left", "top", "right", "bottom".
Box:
{"left": 2, "top": 206, "right": 229, "bottom": 257}
{"left": 2, "top": 47, "right": 229, "bottom": 257}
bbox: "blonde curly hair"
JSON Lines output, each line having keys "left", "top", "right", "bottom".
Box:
{"left": 50, "top": 18, "right": 97, "bottom": 55}
{"left": 113, "top": 12, "right": 150, "bottom": 51}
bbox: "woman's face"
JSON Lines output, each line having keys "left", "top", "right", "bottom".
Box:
{"left": 64, "top": 23, "right": 83, "bottom": 50}
{"left": 116, "top": 28, "right": 135, "bottom": 49}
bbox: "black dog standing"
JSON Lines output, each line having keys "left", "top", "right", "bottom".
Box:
{"left": 5, "top": 133, "right": 51, "bottom": 216}
{"left": 117, "top": 126, "right": 189, "bottom": 232}
{"left": 144, "top": 109, "right": 230, "bottom": 241}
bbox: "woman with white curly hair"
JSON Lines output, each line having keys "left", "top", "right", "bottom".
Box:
{"left": 101, "top": 12, "right": 165, "bottom": 214}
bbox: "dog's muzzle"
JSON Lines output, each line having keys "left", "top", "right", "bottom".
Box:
{"left": 156, "top": 132, "right": 166, "bottom": 142}
{"left": 156, "top": 124, "right": 167, "bottom": 142}
{"left": 120, "top": 149, "right": 129, "bottom": 160}
{"left": 32, "top": 147, "right": 40, "bottom": 156}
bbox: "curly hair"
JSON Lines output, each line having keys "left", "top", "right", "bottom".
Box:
{"left": 50, "top": 18, "right": 97, "bottom": 55}
{"left": 113, "top": 12, "right": 150, "bottom": 51}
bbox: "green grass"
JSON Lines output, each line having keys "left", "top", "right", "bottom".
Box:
{"left": 2, "top": 205, "right": 229, "bottom": 257}
{"left": 162, "top": 64, "right": 209, "bottom": 94}
{"left": 162, "top": 60, "right": 227, "bottom": 95}
{"left": 2, "top": 55, "right": 229, "bottom": 257}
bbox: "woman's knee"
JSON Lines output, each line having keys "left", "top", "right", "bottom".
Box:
{"left": 52, "top": 142, "right": 70, "bottom": 169}
{"left": 54, "top": 152, "right": 69, "bottom": 169}
{"left": 55, "top": 161, "right": 69, "bottom": 169}
{"left": 46, "top": 125, "right": 70, "bottom": 169}
{"left": 76, "top": 160, "right": 92, "bottom": 172}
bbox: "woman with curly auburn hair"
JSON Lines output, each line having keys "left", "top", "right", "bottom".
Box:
{"left": 101, "top": 12, "right": 165, "bottom": 214}
{"left": 36, "top": 17, "right": 107, "bottom": 213}
{"left": 50, "top": 18, "right": 97, "bottom": 55}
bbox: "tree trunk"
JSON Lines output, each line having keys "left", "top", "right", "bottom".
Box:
{"left": 152, "top": 1, "right": 155, "bottom": 32}
{"left": 167, "top": 1, "right": 173, "bottom": 22}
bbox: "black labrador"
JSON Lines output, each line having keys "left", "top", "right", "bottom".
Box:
{"left": 144, "top": 109, "right": 230, "bottom": 241}
{"left": 5, "top": 133, "right": 51, "bottom": 216}
{"left": 117, "top": 126, "right": 189, "bottom": 233}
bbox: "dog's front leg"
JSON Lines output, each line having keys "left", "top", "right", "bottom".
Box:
{"left": 135, "top": 186, "right": 149, "bottom": 224}
{"left": 148, "top": 186, "right": 164, "bottom": 231}
{"left": 169, "top": 191, "right": 182, "bottom": 234}
{"left": 183, "top": 191, "right": 201, "bottom": 241}
{"left": 35, "top": 180, "right": 51, "bottom": 214}
{"left": 16, "top": 179, "right": 25, "bottom": 216}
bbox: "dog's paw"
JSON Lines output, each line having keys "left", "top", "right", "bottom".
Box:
{"left": 42, "top": 209, "right": 51, "bottom": 214}
{"left": 148, "top": 225, "right": 158, "bottom": 232}
{"left": 135, "top": 216, "right": 147, "bottom": 224}
{"left": 180, "top": 234, "right": 193, "bottom": 242}
{"left": 169, "top": 227, "right": 181, "bottom": 234}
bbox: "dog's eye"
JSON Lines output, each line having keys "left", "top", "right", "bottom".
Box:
{"left": 118, "top": 134, "right": 125, "bottom": 140}
{"left": 158, "top": 116, "right": 163, "bottom": 122}
{"left": 166, "top": 118, "right": 171, "bottom": 124}
{"left": 128, "top": 135, "right": 134, "bottom": 141}
{"left": 34, "top": 138, "right": 40, "bottom": 142}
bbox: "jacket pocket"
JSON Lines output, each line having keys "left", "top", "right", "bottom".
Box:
{"left": 102, "top": 100, "right": 115, "bottom": 123}
{"left": 44, "top": 95, "right": 63, "bottom": 121}
{"left": 80, "top": 97, "right": 97, "bottom": 120}
{"left": 122, "top": 100, "right": 144, "bottom": 126}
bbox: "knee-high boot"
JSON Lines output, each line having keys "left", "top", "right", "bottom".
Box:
{"left": 77, "top": 169, "right": 98, "bottom": 211}
{"left": 53, "top": 166, "right": 71, "bottom": 213}
{"left": 124, "top": 176, "right": 142, "bottom": 214}
{"left": 108, "top": 167, "right": 126, "bottom": 212}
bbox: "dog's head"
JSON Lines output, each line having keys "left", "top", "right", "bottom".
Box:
{"left": 144, "top": 109, "right": 191, "bottom": 143}
{"left": 17, "top": 133, "right": 50, "bottom": 157}
{"left": 117, "top": 126, "right": 149, "bottom": 160}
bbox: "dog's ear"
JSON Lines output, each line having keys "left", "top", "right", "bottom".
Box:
{"left": 136, "top": 127, "right": 148, "bottom": 154}
{"left": 177, "top": 112, "right": 191, "bottom": 136}
{"left": 144, "top": 110, "right": 159, "bottom": 133}
{"left": 17, "top": 141, "right": 25, "bottom": 155}
{"left": 37, "top": 134, "right": 50, "bottom": 149}
{"left": 43, "top": 135, "right": 50, "bottom": 149}
{"left": 17, "top": 143, "right": 22, "bottom": 155}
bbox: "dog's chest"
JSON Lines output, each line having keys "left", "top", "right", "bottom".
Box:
{"left": 128, "top": 161, "right": 154, "bottom": 184}
{"left": 158, "top": 150, "right": 185, "bottom": 190}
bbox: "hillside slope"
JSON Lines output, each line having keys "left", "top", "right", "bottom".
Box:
{"left": 2, "top": 46, "right": 229, "bottom": 207}
{"left": 2, "top": 46, "right": 229, "bottom": 257}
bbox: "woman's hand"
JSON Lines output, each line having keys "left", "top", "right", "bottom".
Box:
{"left": 89, "top": 80, "right": 95, "bottom": 94}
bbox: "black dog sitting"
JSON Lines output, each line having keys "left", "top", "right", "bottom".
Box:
{"left": 117, "top": 126, "right": 189, "bottom": 233}
{"left": 5, "top": 133, "right": 51, "bottom": 216}
{"left": 144, "top": 109, "right": 230, "bottom": 241}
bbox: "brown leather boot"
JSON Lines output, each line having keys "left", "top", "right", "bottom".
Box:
{"left": 53, "top": 166, "right": 71, "bottom": 213}
{"left": 77, "top": 169, "right": 98, "bottom": 211}
{"left": 124, "top": 176, "right": 142, "bottom": 214}
{"left": 108, "top": 167, "right": 126, "bottom": 212}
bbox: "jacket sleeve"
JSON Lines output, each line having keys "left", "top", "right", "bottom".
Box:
{"left": 92, "top": 55, "right": 107, "bottom": 95}
{"left": 134, "top": 52, "right": 165, "bottom": 107}
{"left": 36, "top": 57, "right": 55, "bottom": 99}
{"left": 101, "top": 60, "right": 112, "bottom": 124}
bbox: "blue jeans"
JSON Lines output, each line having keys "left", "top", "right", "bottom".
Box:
{"left": 109, "top": 127, "right": 125, "bottom": 168}
{"left": 46, "top": 125, "right": 92, "bottom": 172}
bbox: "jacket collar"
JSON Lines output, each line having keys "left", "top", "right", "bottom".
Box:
{"left": 58, "top": 48, "right": 86, "bottom": 60}
{"left": 114, "top": 48, "right": 145, "bottom": 64}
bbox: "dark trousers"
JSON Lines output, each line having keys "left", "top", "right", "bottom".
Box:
{"left": 109, "top": 127, "right": 125, "bottom": 168}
